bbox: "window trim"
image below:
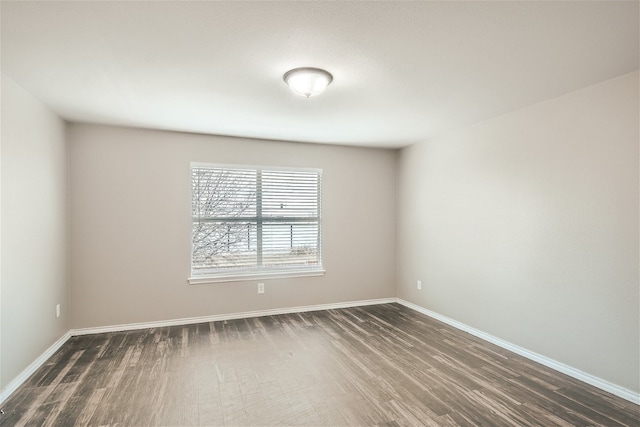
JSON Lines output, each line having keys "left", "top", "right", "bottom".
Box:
{"left": 189, "top": 162, "right": 323, "bottom": 284}
{"left": 188, "top": 268, "right": 326, "bottom": 285}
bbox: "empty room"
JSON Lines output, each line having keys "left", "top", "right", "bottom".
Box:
{"left": 1, "top": 1, "right": 638, "bottom": 426}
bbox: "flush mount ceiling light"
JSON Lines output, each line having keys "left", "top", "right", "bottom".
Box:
{"left": 283, "top": 67, "right": 333, "bottom": 98}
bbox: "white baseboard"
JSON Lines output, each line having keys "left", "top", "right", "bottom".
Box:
{"left": 396, "top": 298, "right": 640, "bottom": 405}
{"left": 69, "top": 297, "right": 397, "bottom": 336}
{"left": 0, "top": 331, "right": 71, "bottom": 405}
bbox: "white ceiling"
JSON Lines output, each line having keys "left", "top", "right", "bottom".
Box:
{"left": 1, "top": 1, "right": 638, "bottom": 149}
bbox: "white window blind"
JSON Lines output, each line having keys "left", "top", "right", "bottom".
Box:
{"left": 191, "top": 164, "right": 322, "bottom": 280}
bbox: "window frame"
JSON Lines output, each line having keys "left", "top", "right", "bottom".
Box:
{"left": 188, "top": 162, "right": 324, "bottom": 284}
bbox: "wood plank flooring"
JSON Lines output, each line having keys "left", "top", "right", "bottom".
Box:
{"left": 1, "top": 303, "right": 638, "bottom": 426}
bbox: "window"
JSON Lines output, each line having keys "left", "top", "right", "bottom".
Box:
{"left": 189, "top": 163, "right": 323, "bottom": 283}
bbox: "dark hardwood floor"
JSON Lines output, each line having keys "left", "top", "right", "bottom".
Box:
{"left": 1, "top": 303, "right": 638, "bottom": 426}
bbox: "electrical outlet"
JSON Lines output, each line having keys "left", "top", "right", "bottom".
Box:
{"left": 56, "top": 304, "right": 61, "bottom": 318}
{"left": 417, "top": 280, "right": 422, "bottom": 290}
{"left": 258, "top": 283, "right": 265, "bottom": 294}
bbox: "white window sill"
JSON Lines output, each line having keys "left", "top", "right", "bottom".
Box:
{"left": 188, "top": 269, "right": 325, "bottom": 285}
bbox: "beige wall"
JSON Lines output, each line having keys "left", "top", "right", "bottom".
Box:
{"left": 68, "top": 124, "right": 397, "bottom": 329}
{"left": 1, "top": 75, "right": 69, "bottom": 390}
{"left": 397, "top": 71, "right": 640, "bottom": 392}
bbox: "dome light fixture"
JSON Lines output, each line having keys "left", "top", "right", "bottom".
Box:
{"left": 283, "top": 67, "right": 333, "bottom": 98}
